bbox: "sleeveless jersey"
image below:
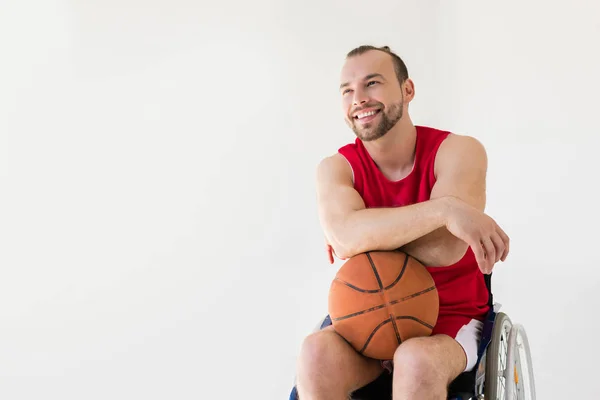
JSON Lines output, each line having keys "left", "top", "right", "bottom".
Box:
{"left": 338, "top": 125, "right": 490, "bottom": 337}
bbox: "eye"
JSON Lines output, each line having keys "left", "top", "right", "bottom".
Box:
{"left": 367, "top": 80, "right": 379, "bottom": 87}
{"left": 342, "top": 89, "right": 352, "bottom": 95}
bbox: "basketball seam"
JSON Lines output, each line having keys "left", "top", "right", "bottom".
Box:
{"left": 369, "top": 252, "right": 398, "bottom": 343}
{"left": 331, "top": 303, "right": 388, "bottom": 321}
{"left": 384, "top": 253, "right": 409, "bottom": 290}
{"left": 366, "top": 252, "right": 384, "bottom": 290}
{"left": 331, "top": 285, "right": 436, "bottom": 321}
{"left": 393, "top": 285, "right": 436, "bottom": 303}
{"left": 333, "top": 278, "right": 381, "bottom": 294}
{"left": 383, "top": 253, "right": 409, "bottom": 340}
{"left": 394, "top": 315, "right": 434, "bottom": 330}
{"left": 390, "top": 314, "right": 402, "bottom": 345}
{"left": 359, "top": 317, "right": 391, "bottom": 354}
{"left": 359, "top": 316, "right": 435, "bottom": 355}
{"left": 333, "top": 253, "right": 410, "bottom": 294}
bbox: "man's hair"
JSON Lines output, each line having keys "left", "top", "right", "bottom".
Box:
{"left": 346, "top": 45, "right": 409, "bottom": 85}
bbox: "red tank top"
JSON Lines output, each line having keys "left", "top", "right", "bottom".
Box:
{"left": 338, "top": 125, "right": 490, "bottom": 336}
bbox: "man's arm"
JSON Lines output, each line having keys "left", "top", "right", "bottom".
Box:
{"left": 400, "top": 135, "right": 487, "bottom": 266}
{"left": 316, "top": 154, "right": 455, "bottom": 260}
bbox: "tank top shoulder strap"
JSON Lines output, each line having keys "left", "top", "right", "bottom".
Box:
{"left": 338, "top": 139, "right": 366, "bottom": 193}
{"left": 414, "top": 126, "right": 453, "bottom": 187}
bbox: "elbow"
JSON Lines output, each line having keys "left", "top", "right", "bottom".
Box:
{"left": 413, "top": 239, "right": 469, "bottom": 267}
{"left": 327, "top": 222, "right": 367, "bottom": 260}
{"left": 329, "top": 235, "right": 361, "bottom": 261}
{"left": 440, "top": 241, "right": 469, "bottom": 266}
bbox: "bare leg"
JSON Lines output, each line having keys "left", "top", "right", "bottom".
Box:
{"left": 296, "top": 326, "right": 384, "bottom": 400}
{"left": 392, "top": 335, "right": 467, "bottom": 400}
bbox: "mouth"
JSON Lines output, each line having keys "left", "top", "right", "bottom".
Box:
{"left": 353, "top": 108, "right": 381, "bottom": 124}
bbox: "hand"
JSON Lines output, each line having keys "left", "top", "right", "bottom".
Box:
{"left": 324, "top": 238, "right": 347, "bottom": 264}
{"left": 444, "top": 197, "right": 510, "bottom": 274}
{"left": 325, "top": 242, "right": 334, "bottom": 264}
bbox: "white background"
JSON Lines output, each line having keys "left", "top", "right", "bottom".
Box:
{"left": 1, "top": 1, "right": 599, "bottom": 399}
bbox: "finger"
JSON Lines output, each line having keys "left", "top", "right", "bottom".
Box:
{"left": 480, "top": 237, "right": 496, "bottom": 274}
{"left": 325, "top": 244, "right": 334, "bottom": 264}
{"left": 496, "top": 225, "right": 510, "bottom": 261}
{"left": 489, "top": 231, "right": 506, "bottom": 263}
{"left": 468, "top": 238, "right": 488, "bottom": 274}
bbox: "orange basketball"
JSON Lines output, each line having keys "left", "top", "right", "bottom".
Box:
{"left": 328, "top": 250, "right": 439, "bottom": 360}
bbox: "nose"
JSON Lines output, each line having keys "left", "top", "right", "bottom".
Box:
{"left": 352, "top": 88, "right": 369, "bottom": 106}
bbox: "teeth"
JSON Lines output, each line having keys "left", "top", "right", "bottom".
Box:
{"left": 357, "top": 110, "right": 378, "bottom": 119}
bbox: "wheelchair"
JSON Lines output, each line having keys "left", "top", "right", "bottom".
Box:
{"left": 288, "top": 275, "right": 536, "bottom": 400}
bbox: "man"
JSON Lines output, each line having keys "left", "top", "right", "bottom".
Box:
{"left": 294, "top": 46, "right": 510, "bottom": 400}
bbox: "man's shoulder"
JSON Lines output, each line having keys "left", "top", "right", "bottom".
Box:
{"left": 435, "top": 133, "right": 488, "bottom": 174}
{"left": 439, "top": 133, "right": 486, "bottom": 157}
{"left": 317, "top": 153, "right": 345, "bottom": 169}
{"left": 316, "top": 153, "right": 353, "bottom": 181}
{"left": 318, "top": 137, "right": 361, "bottom": 176}
{"left": 417, "top": 125, "right": 483, "bottom": 145}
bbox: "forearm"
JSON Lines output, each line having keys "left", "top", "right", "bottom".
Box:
{"left": 400, "top": 227, "right": 469, "bottom": 267}
{"left": 327, "top": 196, "right": 452, "bottom": 259}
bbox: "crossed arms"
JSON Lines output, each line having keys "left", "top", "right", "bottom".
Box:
{"left": 316, "top": 134, "right": 509, "bottom": 273}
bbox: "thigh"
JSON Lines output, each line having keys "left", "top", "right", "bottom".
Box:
{"left": 429, "top": 334, "right": 469, "bottom": 383}
{"left": 392, "top": 334, "right": 468, "bottom": 386}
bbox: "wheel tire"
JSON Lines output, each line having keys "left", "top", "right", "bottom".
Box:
{"left": 513, "top": 324, "right": 536, "bottom": 400}
{"left": 484, "top": 312, "right": 513, "bottom": 399}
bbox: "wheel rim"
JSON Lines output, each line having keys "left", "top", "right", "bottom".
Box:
{"left": 486, "top": 314, "right": 512, "bottom": 400}
{"left": 496, "top": 318, "right": 511, "bottom": 399}
{"left": 513, "top": 324, "right": 536, "bottom": 400}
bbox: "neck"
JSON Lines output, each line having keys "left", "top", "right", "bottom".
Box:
{"left": 362, "top": 116, "right": 417, "bottom": 179}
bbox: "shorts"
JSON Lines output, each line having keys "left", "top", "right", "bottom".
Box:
{"left": 381, "top": 318, "right": 484, "bottom": 373}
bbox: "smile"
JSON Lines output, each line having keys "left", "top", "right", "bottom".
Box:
{"left": 354, "top": 109, "right": 381, "bottom": 122}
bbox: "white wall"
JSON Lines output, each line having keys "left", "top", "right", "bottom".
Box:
{"left": 1, "top": 1, "right": 597, "bottom": 399}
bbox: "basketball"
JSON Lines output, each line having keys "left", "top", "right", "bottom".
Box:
{"left": 328, "top": 250, "right": 439, "bottom": 360}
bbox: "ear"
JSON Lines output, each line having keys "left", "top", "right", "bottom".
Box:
{"left": 403, "top": 78, "right": 416, "bottom": 102}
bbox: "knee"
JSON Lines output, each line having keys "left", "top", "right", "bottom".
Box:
{"left": 393, "top": 338, "right": 441, "bottom": 383}
{"left": 297, "top": 329, "right": 339, "bottom": 373}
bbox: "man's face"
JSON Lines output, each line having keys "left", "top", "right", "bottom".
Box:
{"left": 339, "top": 51, "right": 405, "bottom": 142}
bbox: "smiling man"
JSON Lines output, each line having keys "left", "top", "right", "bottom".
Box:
{"left": 294, "top": 46, "right": 510, "bottom": 400}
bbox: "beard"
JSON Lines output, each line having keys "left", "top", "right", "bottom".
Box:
{"left": 348, "top": 100, "right": 404, "bottom": 142}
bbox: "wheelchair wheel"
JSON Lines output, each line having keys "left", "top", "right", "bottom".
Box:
{"left": 485, "top": 313, "right": 536, "bottom": 400}
{"left": 506, "top": 324, "right": 536, "bottom": 400}
{"left": 484, "top": 312, "right": 512, "bottom": 399}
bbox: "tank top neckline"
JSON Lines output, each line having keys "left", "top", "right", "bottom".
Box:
{"left": 357, "top": 126, "right": 422, "bottom": 185}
